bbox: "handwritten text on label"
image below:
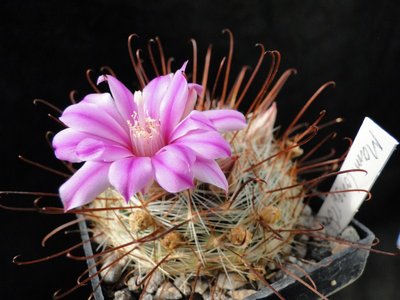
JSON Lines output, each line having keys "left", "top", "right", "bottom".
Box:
{"left": 317, "top": 117, "right": 398, "bottom": 236}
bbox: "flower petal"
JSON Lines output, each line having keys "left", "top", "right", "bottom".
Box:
{"left": 202, "top": 109, "right": 247, "bottom": 132}
{"left": 159, "top": 64, "right": 189, "bottom": 138}
{"left": 182, "top": 83, "right": 202, "bottom": 119}
{"left": 97, "top": 75, "right": 137, "bottom": 122}
{"left": 192, "top": 158, "right": 228, "bottom": 192}
{"left": 53, "top": 128, "right": 88, "bottom": 163}
{"left": 80, "top": 92, "right": 127, "bottom": 129}
{"left": 173, "top": 130, "right": 231, "bottom": 159}
{"left": 60, "top": 161, "right": 110, "bottom": 210}
{"left": 247, "top": 102, "right": 277, "bottom": 138}
{"left": 152, "top": 145, "right": 195, "bottom": 193}
{"left": 169, "top": 111, "right": 216, "bottom": 142}
{"left": 188, "top": 83, "right": 203, "bottom": 95}
{"left": 109, "top": 157, "right": 153, "bottom": 202}
{"left": 76, "top": 138, "right": 133, "bottom": 162}
{"left": 60, "top": 102, "right": 130, "bottom": 146}
{"left": 142, "top": 74, "right": 173, "bottom": 119}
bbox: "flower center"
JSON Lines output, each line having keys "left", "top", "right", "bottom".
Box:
{"left": 128, "top": 92, "right": 165, "bottom": 157}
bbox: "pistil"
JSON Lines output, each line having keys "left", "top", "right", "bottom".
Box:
{"left": 128, "top": 92, "right": 165, "bottom": 156}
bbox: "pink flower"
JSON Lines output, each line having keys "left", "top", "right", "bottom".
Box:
{"left": 53, "top": 63, "right": 246, "bottom": 210}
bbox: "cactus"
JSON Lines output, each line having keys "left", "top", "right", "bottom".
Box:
{"left": 3, "top": 31, "right": 343, "bottom": 299}
{"left": 89, "top": 109, "right": 303, "bottom": 278}
{"left": 81, "top": 31, "right": 335, "bottom": 297}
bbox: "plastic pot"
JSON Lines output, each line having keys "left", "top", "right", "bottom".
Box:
{"left": 248, "top": 219, "right": 374, "bottom": 299}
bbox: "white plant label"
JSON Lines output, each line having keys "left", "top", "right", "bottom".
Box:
{"left": 318, "top": 117, "right": 398, "bottom": 236}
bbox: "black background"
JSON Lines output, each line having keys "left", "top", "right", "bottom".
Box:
{"left": 1, "top": 0, "right": 399, "bottom": 299}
